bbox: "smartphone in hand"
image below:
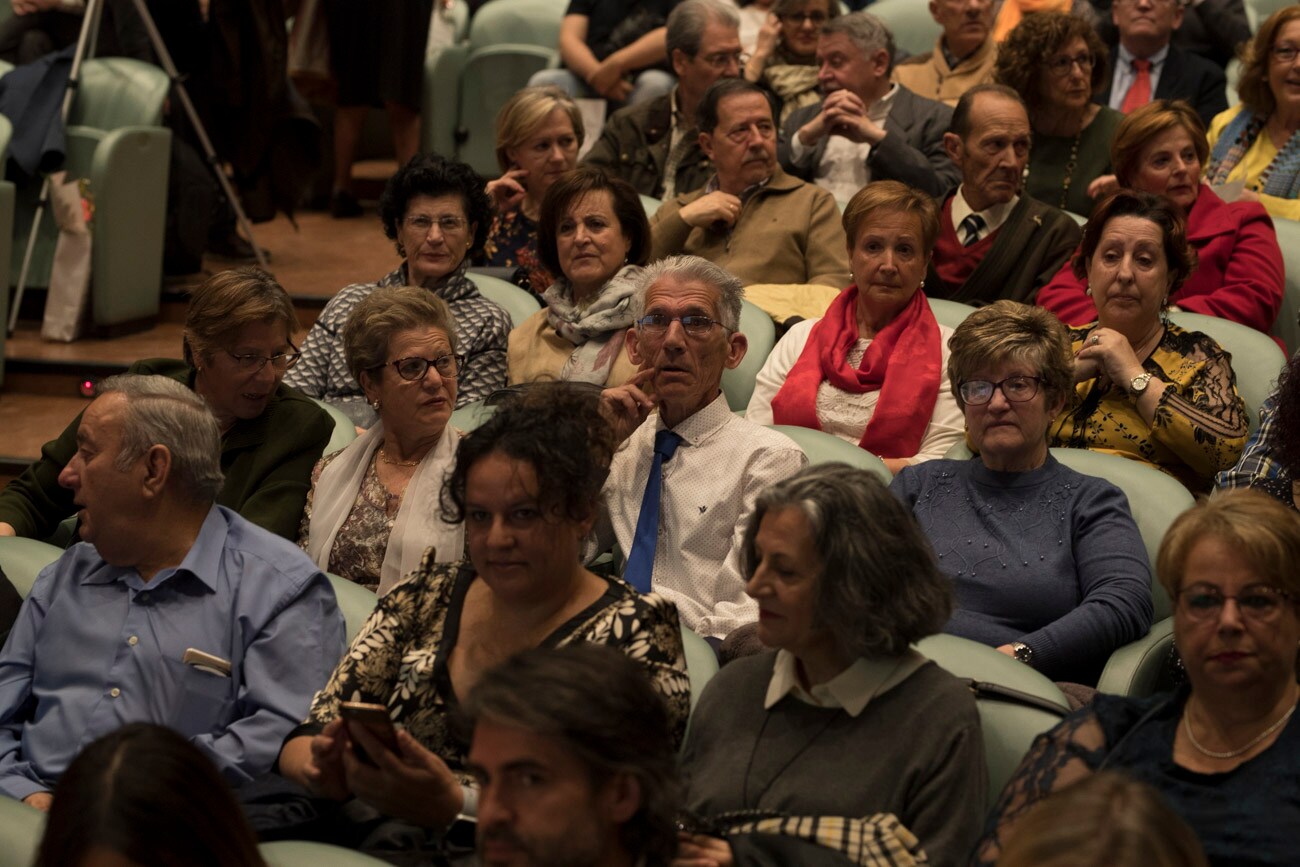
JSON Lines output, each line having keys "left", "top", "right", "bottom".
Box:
{"left": 339, "top": 701, "right": 399, "bottom": 764}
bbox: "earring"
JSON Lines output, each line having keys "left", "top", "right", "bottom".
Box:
{"left": 372, "top": 399, "right": 382, "bottom": 411}
{"left": 1084, "top": 284, "right": 1092, "bottom": 297}
{"left": 918, "top": 279, "right": 925, "bottom": 291}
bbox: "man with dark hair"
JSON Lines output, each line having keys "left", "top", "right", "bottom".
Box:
{"left": 584, "top": 0, "right": 742, "bottom": 199}
{"left": 926, "top": 84, "right": 1081, "bottom": 305}
{"left": 780, "top": 12, "right": 959, "bottom": 201}
{"left": 1096, "top": 0, "right": 1227, "bottom": 126}
{"left": 0, "top": 375, "right": 344, "bottom": 809}
{"left": 649, "top": 78, "right": 849, "bottom": 290}
{"left": 464, "top": 644, "right": 680, "bottom": 867}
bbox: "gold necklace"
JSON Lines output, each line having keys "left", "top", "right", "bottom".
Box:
{"left": 378, "top": 447, "right": 421, "bottom": 467}
{"left": 1024, "top": 127, "right": 1083, "bottom": 211}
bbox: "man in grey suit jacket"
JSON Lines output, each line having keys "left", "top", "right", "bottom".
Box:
{"left": 777, "top": 11, "right": 959, "bottom": 201}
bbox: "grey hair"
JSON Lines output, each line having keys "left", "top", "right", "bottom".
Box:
{"left": 632, "top": 255, "right": 744, "bottom": 331}
{"left": 95, "top": 374, "right": 224, "bottom": 504}
{"left": 741, "top": 464, "right": 952, "bottom": 659}
{"left": 823, "top": 12, "right": 896, "bottom": 74}
{"left": 667, "top": 0, "right": 739, "bottom": 58}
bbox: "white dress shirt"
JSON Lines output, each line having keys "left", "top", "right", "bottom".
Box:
{"left": 592, "top": 392, "right": 807, "bottom": 638}
{"left": 949, "top": 185, "right": 1020, "bottom": 245}
{"left": 1108, "top": 43, "right": 1170, "bottom": 113}
{"left": 789, "top": 83, "right": 900, "bottom": 204}
{"left": 745, "top": 318, "right": 964, "bottom": 464}
{"left": 764, "top": 649, "right": 929, "bottom": 716}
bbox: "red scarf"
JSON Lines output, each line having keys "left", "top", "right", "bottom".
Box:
{"left": 770, "top": 286, "right": 943, "bottom": 458}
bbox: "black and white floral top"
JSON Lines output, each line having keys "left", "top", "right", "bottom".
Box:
{"left": 295, "top": 554, "right": 691, "bottom": 783}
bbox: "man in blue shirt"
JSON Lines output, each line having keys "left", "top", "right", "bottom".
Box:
{"left": 0, "top": 374, "right": 346, "bottom": 809}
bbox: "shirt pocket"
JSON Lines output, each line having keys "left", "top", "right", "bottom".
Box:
{"left": 161, "top": 655, "right": 235, "bottom": 738}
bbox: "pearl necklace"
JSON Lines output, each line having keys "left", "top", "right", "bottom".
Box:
{"left": 1183, "top": 700, "right": 1297, "bottom": 760}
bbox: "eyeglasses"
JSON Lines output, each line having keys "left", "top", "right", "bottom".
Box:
{"left": 1271, "top": 44, "right": 1300, "bottom": 64}
{"left": 699, "top": 50, "right": 749, "bottom": 70}
{"left": 635, "top": 314, "right": 733, "bottom": 336}
{"left": 382, "top": 354, "right": 465, "bottom": 381}
{"left": 1046, "top": 52, "right": 1095, "bottom": 77}
{"left": 779, "top": 11, "right": 829, "bottom": 25}
{"left": 404, "top": 214, "right": 468, "bottom": 235}
{"left": 723, "top": 120, "right": 776, "bottom": 144}
{"left": 958, "top": 375, "right": 1042, "bottom": 406}
{"left": 1176, "top": 583, "right": 1294, "bottom": 623}
{"left": 224, "top": 349, "right": 301, "bottom": 372}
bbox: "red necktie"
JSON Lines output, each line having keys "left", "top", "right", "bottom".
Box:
{"left": 1121, "top": 59, "right": 1152, "bottom": 114}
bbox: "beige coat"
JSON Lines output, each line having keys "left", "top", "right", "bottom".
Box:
{"left": 649, "top": 168, "right": 849, "bottom": 289}
{"left": 892, "top": 37, "right": 997, "bottom": 108}
{"left": 507, "top": 309, "right": 640, "bottom": 387}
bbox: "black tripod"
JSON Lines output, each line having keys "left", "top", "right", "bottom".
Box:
{"left": 7, "top": 0, "right": 267, "bottom": 335}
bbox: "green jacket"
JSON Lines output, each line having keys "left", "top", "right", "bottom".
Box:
{"left": 0, "top": 358, "right": 333, "bottom": 541}
{"left": 582, "top": 93, "right": 714, "bottom": 199}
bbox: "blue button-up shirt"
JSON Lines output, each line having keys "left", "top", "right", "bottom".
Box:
{"left": 0, "top": 505, "right": 346, "bottom": 799}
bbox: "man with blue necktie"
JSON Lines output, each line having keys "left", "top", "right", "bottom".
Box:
{"left": 593, "top": 255, "right": 806, "bottom": 644}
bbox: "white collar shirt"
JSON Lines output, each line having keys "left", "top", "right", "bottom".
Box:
{"left": 1108, "top": 43, "right": 1170, "bottom": 113}
{"left": 950, "top": 185, "right": 1020, "bottom": 244}
{"left": 764, "top": 649, "right": 929, "bottom": 717}
{"left": 592, "top": 392, "right": 807, "bottom": 638}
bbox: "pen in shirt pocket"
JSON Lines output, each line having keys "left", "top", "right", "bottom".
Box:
{"left": 182, "top": 648, "right": 232, "bottom": 678}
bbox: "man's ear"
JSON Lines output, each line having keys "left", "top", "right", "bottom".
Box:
{"left": 599, "top": 771, "right": 643, "bottom": 825}
{"left": 671, "top": 47, "right": 688, "bottom": 78}
{"left": 870, "top": 48, "right": 890, "bottom": 78}
{"left": 698, "top": 130, "right": 715, "bottom": 162}
{"left": 140, "top": 444, "right": 173, "bottom": 499}
{"left": 626, "top": 325, "right": 646, "bottom": 367}
{"left": 943, "top": 131, "right": 964, "bottom": 167}
{"left": 724, "top": 331, "right": 748, "bottom": 370}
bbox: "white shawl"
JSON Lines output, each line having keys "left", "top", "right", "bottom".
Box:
{"left": 305, "top": 421, "right": 463, "bottom": 595}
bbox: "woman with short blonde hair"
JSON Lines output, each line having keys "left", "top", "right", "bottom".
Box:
{"left": 479, "top": 86, "right": 585, "bottom": 295}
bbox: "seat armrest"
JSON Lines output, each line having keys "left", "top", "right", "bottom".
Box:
{"left": 1096, "top": 618, "right": 1176, "bottom": 698}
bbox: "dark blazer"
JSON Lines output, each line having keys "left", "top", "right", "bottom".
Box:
{"left": 1096, "top": 43, "right": 1228, "bottom": 127}
{"left": 778, "top": 85, "right": 960, "bottom": 199}
{"left": 1092, "top": 0, "right": 1251, "bottom": 69}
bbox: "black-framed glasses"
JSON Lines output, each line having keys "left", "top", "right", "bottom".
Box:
{"left": 959, "top": 375, "right": 1042, "bottom": 406}
{"left": 1176, "top": 583, "right": 1294, "bottom": 623}
{"left": 635, "top": 314, "right": 734, "bottom": 336}
{"left": 381, "top": 354, "right": 465, "bottom": 381}
{"left": 404, "top": 214, "right": 468, "bottom": 235}
{"left": 779, "top": 10, "right": 829, "bottom": 25}
{"left": 1271, "top": 44, "right": 1300, "bottom": 64}
{"left": 1046, "top": 52, "right": 1094, "bottom": 77}
{"left": 224, "top": 349, "right": 301, "bottom": 372}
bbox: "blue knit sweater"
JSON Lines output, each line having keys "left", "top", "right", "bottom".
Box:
{"left": 890, "top": 456, "right": 1153, "bottom": 683}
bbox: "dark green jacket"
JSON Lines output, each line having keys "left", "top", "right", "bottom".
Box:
{"left": 582, "top": 93, "right": 714, "bottom": 199}
{"left": 0, "top": 359, "right": 332, "bottom": 541}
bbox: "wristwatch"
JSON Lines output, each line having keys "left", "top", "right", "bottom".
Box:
{"left": 1011, "top": 642, "right": 1034, "bottom": 665}
{"left": 1128, "top": 372, "right": 1153, "bottom": 400}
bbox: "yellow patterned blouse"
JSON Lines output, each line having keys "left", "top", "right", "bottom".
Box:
{"left": 1049, "top": 322, "right": 1248, "bottom": 493}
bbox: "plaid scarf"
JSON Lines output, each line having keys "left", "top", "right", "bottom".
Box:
{"left": 711, "top": 811, "right": 928, "bottom": 866}
{"left": 1206, "top": 106, "right": 1300, "bottom": 200}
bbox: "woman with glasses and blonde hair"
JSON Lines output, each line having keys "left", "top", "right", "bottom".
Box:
{"left": 0, "top": 267, "right": 332, "bottom": 541}
{"left": 975, "top": 489, "right": 1300, "bottom": 867}
{"left": 478, "top": 87, "right": 584, "bottom": 296}
{"left": 743, "top": 0, "right": 840, "bottom": 124}
{"left": 298, "top": 286, "right": 465, "bottom": 593}
{"left": 890, "top": 300, "right": 1152, "bottom": 684}
{"left": 994, "top": 11, "right": 1120, "bottom": 217}
{"left": 1205, "top": 6, "right": 1300, "bottom": 221}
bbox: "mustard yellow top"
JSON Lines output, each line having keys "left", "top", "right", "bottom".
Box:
{"left": 1206, "top": 104, "right": 1300, "bottom": 222}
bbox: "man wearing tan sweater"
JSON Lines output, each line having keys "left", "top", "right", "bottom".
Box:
{"left": 892, "top": 0, "right": 997, "bottom": 107}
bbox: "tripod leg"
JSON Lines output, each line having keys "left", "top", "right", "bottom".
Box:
{"left": 125, "top": 0, "right": 267, "bottom": 269}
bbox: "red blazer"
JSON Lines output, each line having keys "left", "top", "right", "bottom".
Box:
{"left": 1035, "top": 185, "right": 1283, "bottom": 333}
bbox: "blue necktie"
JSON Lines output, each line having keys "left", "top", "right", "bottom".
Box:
{"left": 622, "top": 429, "right": 684, "bottom": 593}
